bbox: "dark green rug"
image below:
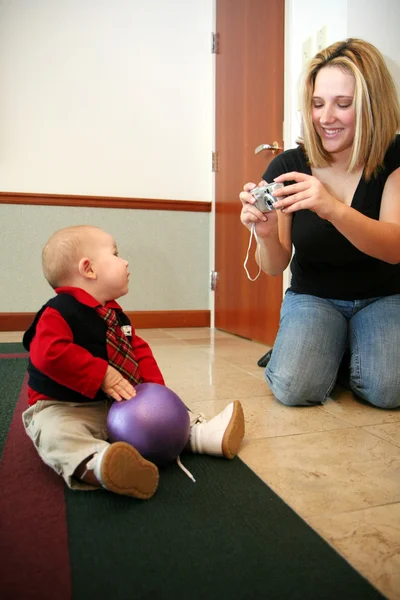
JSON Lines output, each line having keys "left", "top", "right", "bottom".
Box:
{"left": 0, "top": 343, "right": 385, "bottom": 600}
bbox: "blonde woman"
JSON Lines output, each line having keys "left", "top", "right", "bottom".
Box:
{"left": 240, "top": 38, "right": 400, "bottom": 409}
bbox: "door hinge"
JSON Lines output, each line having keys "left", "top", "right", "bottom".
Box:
{"left": 210, "top": 270, "right": 218, "bottom": 291}
{"left": 211, "top": 32, "right": 219, "bottom": 54}
{"left": 212, "top": 151, "right": 219, "bottom": 172}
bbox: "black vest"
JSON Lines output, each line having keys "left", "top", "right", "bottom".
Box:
{"left": 23, "top": 294, "right": 131, "bottom": 403}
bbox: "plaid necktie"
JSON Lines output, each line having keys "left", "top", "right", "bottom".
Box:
{"left": 96, "top": 306, "right": 142, "bottom": 386}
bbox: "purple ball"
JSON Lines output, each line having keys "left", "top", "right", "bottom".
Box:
{"left": 107, "top": 382, "right": 190, "bottom": 466}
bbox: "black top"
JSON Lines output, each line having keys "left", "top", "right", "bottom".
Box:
{"left": 262, "top": 135, "right": 400, "bottom": 299}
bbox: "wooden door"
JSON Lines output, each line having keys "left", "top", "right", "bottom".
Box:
{"left": 214, "top": 0, "right": 285, "bottom": 346}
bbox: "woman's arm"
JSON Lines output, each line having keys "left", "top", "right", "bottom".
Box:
{"left": 274, "top": 168, "right": 400, "bottom": 264}
{"left": 330, "top": 167, "right": 400, "bottom": 264}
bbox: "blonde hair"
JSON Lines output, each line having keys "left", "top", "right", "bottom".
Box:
{"left": 300, "top": 38, "right": 400, "bottom": 180}
{"left": 42, "top": 225, "right": 102, "bottom": 289}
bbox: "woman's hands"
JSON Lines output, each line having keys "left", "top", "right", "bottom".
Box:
{"left": 272, "top": 172, "right": 339, "bottom": 220}
{"left": 239, "top": 181, "right": 279, "bottom": 238}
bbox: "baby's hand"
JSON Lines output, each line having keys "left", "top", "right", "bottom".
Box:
{"left": 101, "top": 365, "right": 136, "bottom": 401}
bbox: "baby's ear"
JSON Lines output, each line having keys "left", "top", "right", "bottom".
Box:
{"left": 78, "top": 257, "right": 97, "bottom": 280}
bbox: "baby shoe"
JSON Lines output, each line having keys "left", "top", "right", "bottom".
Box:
{"left": 88, "top": 441, "right": 159, "bottom": 499}
{"left": 189, "top": 400, "right": 245, "bottom": 459}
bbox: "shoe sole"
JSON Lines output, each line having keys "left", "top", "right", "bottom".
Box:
{"left": 101, "top": 441, "right": 159, "bottom": 499}
{"left": 221, "top": 400, "right": 245, "bottom": 459}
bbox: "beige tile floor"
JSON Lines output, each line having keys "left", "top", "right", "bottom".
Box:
{"left": 2, "top": 327, "right": 399, "bottom": 599}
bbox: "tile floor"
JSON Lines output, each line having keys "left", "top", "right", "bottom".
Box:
{"left": 2, "top": 327, "right": 399, "bottom": 599}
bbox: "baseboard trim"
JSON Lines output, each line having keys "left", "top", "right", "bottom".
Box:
{"left": 0, "top": 191, "right": 211, "bottom": 212}
{"left": 125, "top": 310, "right": 210, "bottom": 329}
{"left": 0, "top": 310, "right": 210, "bottom": 332}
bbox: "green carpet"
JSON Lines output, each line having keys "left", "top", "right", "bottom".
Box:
{"left": 0, "top": 343, "right": 385, "bottom": 600}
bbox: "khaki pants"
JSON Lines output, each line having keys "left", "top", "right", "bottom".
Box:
{"left": 22, "top": 399, "right": 112, "bottom": 490}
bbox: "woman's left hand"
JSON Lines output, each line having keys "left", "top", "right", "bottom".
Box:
{"left": 272, "top": 172, "right": 339, "bottom": 220}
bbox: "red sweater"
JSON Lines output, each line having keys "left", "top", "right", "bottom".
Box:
{"left": 27, "top": 287, "right": 164, "bottom": 406}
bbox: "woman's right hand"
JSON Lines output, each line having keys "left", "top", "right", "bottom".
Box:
{"left": 239, "top": 181, "right": 279, "bottom": 238}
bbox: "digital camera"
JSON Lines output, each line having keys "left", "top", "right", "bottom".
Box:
{"left": 250, "top": 182, "right": 284, "bottom": 212}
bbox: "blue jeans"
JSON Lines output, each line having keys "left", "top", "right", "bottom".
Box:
{"left": 265, "top": 290, "right": 400, "bottom": 409}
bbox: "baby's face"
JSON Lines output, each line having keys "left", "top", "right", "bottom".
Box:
{"left": 88, "top": 230, "right": 130, "bottom": 302}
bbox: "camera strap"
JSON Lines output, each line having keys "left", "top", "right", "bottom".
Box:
{"left": 243, "top": 222, "right": 262, "bottom": 281}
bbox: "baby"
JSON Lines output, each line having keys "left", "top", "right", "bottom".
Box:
{"left": 22, "top": 225, "right": 245, "bottom": 499}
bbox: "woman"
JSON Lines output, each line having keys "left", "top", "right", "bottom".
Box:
{"left": 240, "top": 38, "right": 400, "bottom": 408}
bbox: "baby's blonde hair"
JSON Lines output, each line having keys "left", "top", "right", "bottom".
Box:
{"left": 299, "top": 38, "right": 400, "bottom": 180}
{"left": 42, "top": 225, "right": 102, "bottom": 289}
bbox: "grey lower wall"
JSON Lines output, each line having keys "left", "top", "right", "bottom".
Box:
{"left": 1, "top": 204, "right": 210, "bottom": 313}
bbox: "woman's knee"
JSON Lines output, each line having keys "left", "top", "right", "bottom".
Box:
{"left": 265, "top": 368, "right": 329, "bottom": 407}
{"left": 277, "top": 393, "right": 315, "bottom": 407}
{"left": 376, "top": 396, "right": 400, "bottom": 410}
{"left": 352, "top": 379, "right": 400, "bottom": 410}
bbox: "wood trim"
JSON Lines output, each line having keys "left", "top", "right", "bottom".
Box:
{"left": 1, "top": 313, "right": 36, "bottom": 332}
{"left": 0, "top": 310, "right": 210, "bottom": 332}
{"left": 125, "top": 311, "right": 210, "bottom": 329}
{"left": 0, "top": 191, "right": 211, "bottom": 212}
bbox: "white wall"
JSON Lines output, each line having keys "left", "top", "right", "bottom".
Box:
{"left": 0, "top": 0, "right": 214, "bottom": 314}
{"left": 284, "top": 0, "right": 348, "bottom": 149}
{"left": 346, "top": 0, "right": 400, "bottom": 90}
{"left": 0, "top": 0, "right": 214, "bottom": 201}
{"left": 284, "top": 0, "right": 400, "bottom": 149}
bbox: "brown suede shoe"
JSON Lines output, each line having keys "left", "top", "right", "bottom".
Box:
{"left": 95, "top": 442, "right": 159, "bottom": 500}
